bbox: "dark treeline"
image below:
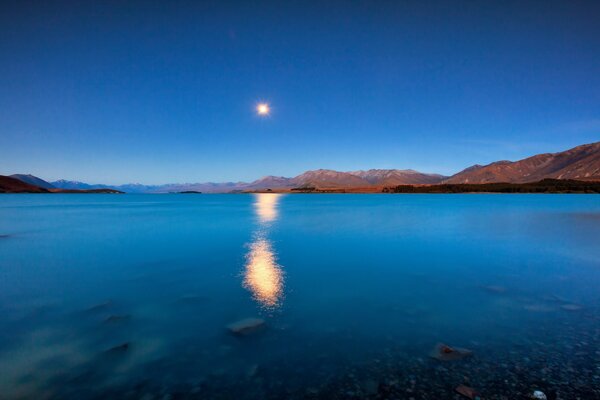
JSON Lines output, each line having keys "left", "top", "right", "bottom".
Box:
{"left": 383, "top": 179, "right": 600, "bottom": 194}
{"left": 291, "top": 187, "right": 347, "bottom": 193}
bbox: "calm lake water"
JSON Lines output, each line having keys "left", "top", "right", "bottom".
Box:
{"left": 1, "top": 194, "right": 599, "bottom": 399}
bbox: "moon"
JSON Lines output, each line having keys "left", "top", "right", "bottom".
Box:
{"left": 256, "top": 103, "right": 270, "bottom": 116}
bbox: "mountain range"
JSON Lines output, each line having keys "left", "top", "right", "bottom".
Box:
{"left": 445, "top": 141, "right": 600, "bottom": 184}
{"left": 3, "top": 141, "right": 599, "bottom": 193}
{"left": 45, "top": 169, "right": 447, "bottom": 193}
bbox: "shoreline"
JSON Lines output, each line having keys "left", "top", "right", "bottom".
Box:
{"left": 2, "top": 177, "right": 600, "bottom": 195}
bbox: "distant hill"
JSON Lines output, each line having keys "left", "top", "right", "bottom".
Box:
{"left": 51, "top": 180, "right": 115, "bottom": 191}
{"left": 1, "top": 175, "right": 122, "bottom": 194}
{"left": 247, "top": 176, "right": 294, "bottom": 190}
{"left": 290, "top": 169, "right": 368, "bottom": 188}
{"left": 153, "top": 182, "right": 246, "bottom": 193}
{"left": 1, "top": 175, "right": 49, "bottom": 193}
{"left": 285, "top": 169, "right": 446, "bottom": 189}
{"left": 349, "top": 169, "right": 446, "bottom": 186}
{"left": 446, "top": 142, "right": 600, "bottom": 184}
{"left": 52, "top": 180, "right": 156, "bottom": 193}
{"left": 10, "top": 174, "right": 55, "bottom": 189}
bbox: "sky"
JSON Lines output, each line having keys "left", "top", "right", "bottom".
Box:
{"left": 1, "top": 0, "right": 599, "bottom": 184}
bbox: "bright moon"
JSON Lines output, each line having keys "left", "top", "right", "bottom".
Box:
{"left": 257, "top": 103, "right": 270, "bottom": 116}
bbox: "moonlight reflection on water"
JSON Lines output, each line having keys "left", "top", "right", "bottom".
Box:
{"left": 243, "top": 194, "right": 284, "bottom": 308}
{"left": 254, "top": 192, "right": 281, "bottom": 224}
{"left": 244, "top": 236, "right": 283, "bottom": 308}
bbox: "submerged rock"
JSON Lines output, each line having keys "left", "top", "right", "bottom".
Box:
{"left": 532, "top": 390, "right": 547, "bottom": 399}
{"left": 455, "top": 385, "right": 481, "bottom": 399}
{"left": 227, "top": 318, "right": 265, "bottom": 335}
{"left": 429, "top": 343, "right": 473, "bottom": 361}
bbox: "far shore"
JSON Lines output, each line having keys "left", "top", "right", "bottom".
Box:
{"left": 243, "top": 179, "right": 600, "bottom": 194}
{"left": 2, "top": 175, "right": 599, "bottom": 195}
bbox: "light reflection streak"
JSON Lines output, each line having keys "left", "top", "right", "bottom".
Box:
{"left": 244, "top": 236, "right": 283, "bottom": 307}
{"left": 254, "top": 192, "right": 280, "bottom": 224}
{"left": 243, "top": 194, "right": 284, "bottom": 308}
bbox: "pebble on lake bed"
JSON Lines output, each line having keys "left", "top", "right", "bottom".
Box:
{"left": 532, "top": 390, "right": 547, "bottom": 399}
{"left": 430, "top": 343, "right": 473, "bottom": 361}
{"left": 227, "top": 318, "right": 265, "bottom": 335}
{"left": 455, "top": 385, "right": 481, "bottom": 399}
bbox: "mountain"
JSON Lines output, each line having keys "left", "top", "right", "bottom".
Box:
{"left": 348, "top": 169, "right": 446, "bottom": 185}
{"left": 52, "top": 180, "right": 158, "bottom": 193}
{"left": 51, "top": 180, "right": 108, "bottom": 190}
{"left": 10, "top": 174, "right": 55, "bottom": 189}
{"left": 445, "top": 142, "right": 600, "bottom": 184}
{"left": 268, "top": 169, "right": 446, "bottom": 189}
{"left": 1, "top": 175, "right": 49, "bottom": 193}
{"left": 290, "top": 169, "right": 370, "bottom": 188}
{"left": 246, "top": 176, "right": 294, "bottom": 190}
{"left": 151, "top": 182, "right": 246, "bottom": 193}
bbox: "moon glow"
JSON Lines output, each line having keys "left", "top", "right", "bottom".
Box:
{"left": 256, "top": 103, "right": 270, "bottom": 116}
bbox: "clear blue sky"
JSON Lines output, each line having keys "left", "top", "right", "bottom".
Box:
{"left": 1, "top": 1, "right": 599, "bottom": 184}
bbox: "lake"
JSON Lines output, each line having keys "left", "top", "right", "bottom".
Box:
{"left": 1, "top": 194, "right": 599, "bottom": 399}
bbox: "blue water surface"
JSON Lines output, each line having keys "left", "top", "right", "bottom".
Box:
{"left": 0, "top": 194, "right": 599, "bottom": 399}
